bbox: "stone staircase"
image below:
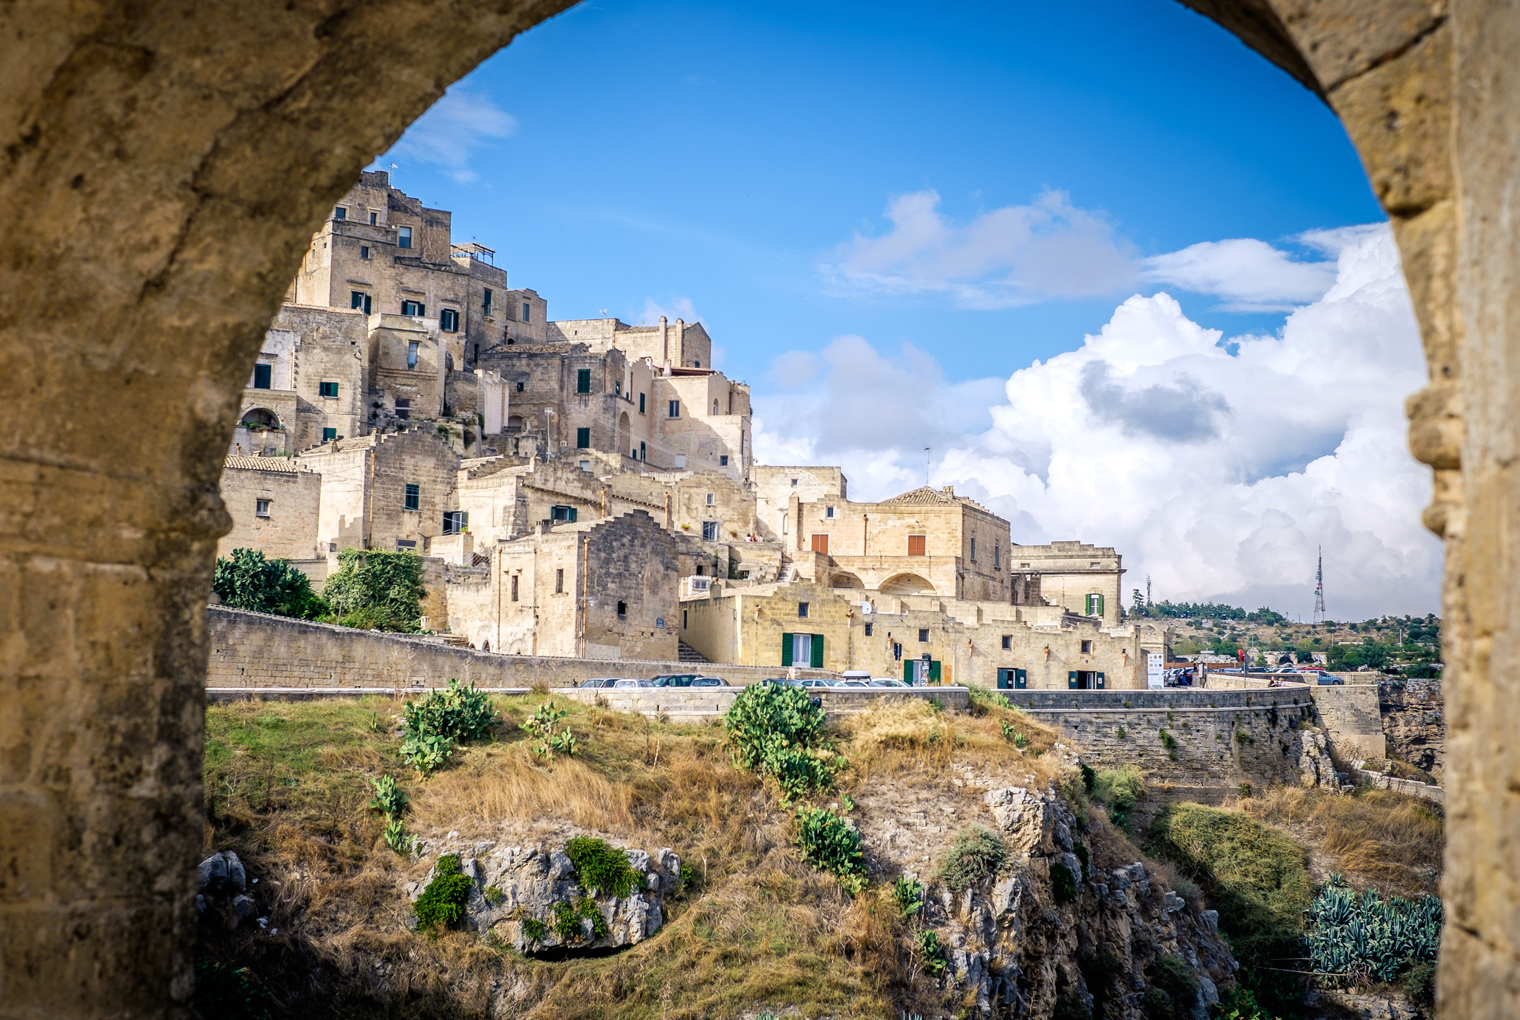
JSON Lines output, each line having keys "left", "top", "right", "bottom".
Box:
{"left": 677, "top": 641, "right": 709, "bottom": 664}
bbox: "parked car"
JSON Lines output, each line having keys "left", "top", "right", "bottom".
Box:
{"left": 1315, "top": 674, "right": 1345, "bottom": 685}
{"left": 650, "top": 673, "right": 700, "bottom": 687}
{"left": 868, "top": 678, "right": 909, "bottom": 688}
{"left": 831, "top": 680, "right": 870, "bottom": 688}
{"left": 612, "top": 678, "right": 653, "bottom": 688}
{"left": 691, "top": 676, "right": 731, "bottom": 688}
{"left": 796, "top": 678, "right": 832, "bottom": 688}
{"left": 578, "top": 677, "right": 619, "bottom": 688}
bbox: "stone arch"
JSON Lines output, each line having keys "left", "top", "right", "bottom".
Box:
{"left": 880, "top": 572, "right": 934, "bottom": 595}
{"left": 618, "top": 410, "right": 631, "bottom": 456}
{"left": 507, "top": 414, "right": 525, "bottom": 432}
{"left": 239, "top": 407, "right": 281, "bottom": 428}
{"left": 0, "top": 3, "right": 1509, "bottom": 1017}
{"left": 830, "top": 571, "right": 864, "bottom": 589}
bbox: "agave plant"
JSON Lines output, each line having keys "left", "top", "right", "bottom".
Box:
{"left": 1305, "top": 874, "right": 1441, "bottom": 983}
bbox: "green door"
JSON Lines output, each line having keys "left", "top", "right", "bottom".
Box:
{"left": 928, "top": 660, "right": 941, "bottom": 683}
{"left": 780, "top": 632, "right": 794, "bottom": 667}
{"left": 1068, "top": 671, "right": 1079, "bottom": 689}
{"left": 997, "top": 668, "right": 1027, "bottom": 690}
{"left": 810, "top": 634, "right": 824, "bottom": 669}
{"left": 1096, "top": 672, "right": 1106, "bottom": 689}
{"left": 1015, "top": 668, "right": 1026, "bottom": 689}
{"left": 903, "top": 660, "right": 913, "bottom": 684}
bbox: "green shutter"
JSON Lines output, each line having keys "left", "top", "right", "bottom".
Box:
{"left": 928, "top": 660, "right": 941, "bottom": 683}
{"left": 903, "top": 660, "right": 913, "bottom": 684}
{"left": 1096, "top": 594, "right": 1104, "bottom": 616}
{"left": 1016, "top": 669, "right": 1027, "bottom": 689}
{"left": 1096, "top": 672, "right": 1106, "bottom": 689}
{"left": 1068, "top": 671, "right": 1079, "bottom": 689}
{"left": 781, "top": 633, "right": 794, "bottom": 667}
{"left": 810, "top": 634, "right": 824, "bottom": 669}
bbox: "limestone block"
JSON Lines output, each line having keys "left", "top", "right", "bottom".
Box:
{"left": 983, "top": 786, "right": 1053, "bottom": 854}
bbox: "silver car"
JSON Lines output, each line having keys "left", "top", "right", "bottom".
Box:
{"left": 612, "top": 678, "right": 653, "bottom": 688}
{"left": 691, "top": 676, "right": 731, "bottom": 688}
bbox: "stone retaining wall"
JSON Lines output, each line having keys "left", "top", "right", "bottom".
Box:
{"left": 206, "top": 606, "right": 833, "bottom": 689}
{"left": 556, "top": 685, "right": 969, "bottom": 722}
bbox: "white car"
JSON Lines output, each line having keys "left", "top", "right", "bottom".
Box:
{"left": 611, "top": 678, "right": 652, "bottom": 688}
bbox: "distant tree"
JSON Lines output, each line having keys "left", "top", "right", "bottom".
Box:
{"left": 321, "top": 548, "right": 427, "bottom": 632}
{"left": 213, "top": 548, "right": 326, "bottom": 619}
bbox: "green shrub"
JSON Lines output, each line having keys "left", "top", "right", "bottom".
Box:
{"left": 367, "top": 775, "right": 415, "bottom": 853}
{"left": 1146, "top": 803, "right": 1312, "bottom": 1013}
{"left": 1072, "top": 840, "right": 1090, "bottom": 879}
{"left": 916, "top": 929, "right": 948, "bottom": 976}
{"left": 213, "top": 548, "right": 326, "bottom": 620}
{"left": 1051, "top": 859, "right": 1079, "bottom": 903}
{"left": 520, "top": 915, "right": 548, "bottom": 946}
{"left": 936, "top": 825, "right": 1008, "bottom": 894}
{"left": 401, "top": 680, "right": 498, "bottom": 776}
{"left": 1304, "top": 875, "right": 1441, "bottom": 983}
{"left": 564, "top": 836, "right": 642, "bottom": 898}
{"left": 1079, "top": 762, "right": 1097, "bottom": 793}
{"left": 520, "top": 700, "right": 576, "bottom": 760}
{"left": 414, "top": 854, "right": 475, "bottom": 933}
{"left": 1093, "top": 765, "right": 1146, "bottom": 828}
{"left": 192, "top": 957, "right": 273, "bottom": 1020}
{"left": 1142, "top": 955, "right": 1199, "bottom": 1020}
{"left": 968, "top": 686, "right": 1015, "bottom": 713}
{"left": 892, "top": 875, "right": 926, "bottom": 918}
{"left": 724, "top": 682, "right": 835, "bottom": 795}
{"left": 1404, "top": 960, "right": 1437, "bottom": 1008}
{"left": 1158, "top": 728, "right": 1179, "bottom": 759}
{"left": 320, "top": 548, "right": 427, "bottom": 632}
{"left": 794, "top": 806, "right": 866, "bottom": 891}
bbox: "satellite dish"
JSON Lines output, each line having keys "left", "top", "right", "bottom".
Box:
{"left": 860, "top": 601, "right": 873, "bottom": 615}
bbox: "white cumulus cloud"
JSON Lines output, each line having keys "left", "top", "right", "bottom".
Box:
{"left": 1141, "top": 237, "right": 1338, "bottom": 312}
{"left": 820, "top": 189, "right": 1137, "bottom": 309}
{"left": 758, "top": 225, "right": 1440, "bottom": 619}
{"left": 385, "top": 88, "right": 518, "bottom": 184}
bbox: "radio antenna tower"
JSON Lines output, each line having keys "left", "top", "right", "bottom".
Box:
{"left": 1312, "top": 547, "right": 1327, "bottom": 625}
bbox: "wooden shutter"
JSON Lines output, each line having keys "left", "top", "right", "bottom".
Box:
{"left": 1068, "top": 671, "right": 1079, "bottom": 689}
{"left": 907, "top": 534, "right": 926, "bottom": 556}
{"left": 811, "top": 534, "right": 828, "bottom": 554}
{"left": 1015, "top": 669, "right": 1027, "bottom": 689}
{"left": 928, "top": 660, "right": 941, "bottom": 683}
{"left": 781, "top": 633, "right": 794, "bottom": 667}
{"left": 903, "top": 660, "right": 913, "bottom": 684}
{"left": 1096, "top": 672, "right": 1106, "bottom": 689}
{"left": 810, "top": 635, "right": 824, "bottom": 669}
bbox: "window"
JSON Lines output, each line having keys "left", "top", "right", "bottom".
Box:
{"left": 579, "top": 460, "right": 591, "bottom": 472}
{"left": 1001, "top": 635, "right": 1012, "bottom": 650}
{"left": 406, "top": 342, "right": 419, "bottom": 369}
{"left": 970, "top": 537, "right": 977, "bottom": 562}
{"left": 1085, "top": 593, "right": 1105, "bottom": 617}
{"left": 319, "top": 381, "right": 339, "bottom": 397}
{"left": 696, "top": 564, "right": 704, "bottom": 575}
{"left": 322, "top": 427, "right": 337, "bottom": 442}
{"left": 404, "top": 484, "right": 420, "bottom": 511}
{"left": 440, "top": 308, "right": 459, "bottom": 332}
{"left": 350, "top": 291, "right": 371, "bottom": 314}
{"left": 551, "top": 505, "right": 578, "bottom": 523}
{"left": 554, "top": 568, "right": 564, "bottom": 594}
{"left": 510, "top": 574, "right": 519, "bottom": 602}
{"left": 617, "top": 600, "right": 627, "bottom": 617}
{"left": 810, "top": 534, "right": 829, "bottom": 555}
{"left": 702, "top": 521, "right": 719, "bottom": 541}
{"left": 719, "top": 455, "right": 729, "bottom": 466}
{"left": 401, "top": 299, "right": 425, "bottom": 316}
{"left": 907, "top": 535, "right": 926, "bottom": 556}
{"left": 334, "top": 206, "right": 346, "bottom": 220}
{"left": 682, "top": 610, "right": 688, "bottom": 629}
{"left": 360, "top": 245, "right": 370, "bottom": 260}
{"left": 522, "top": 301, "right": 531, "bottom": 322}
{"left": 252, "top": 363, "right": 271, "bottom": 389}
{"left": 396, "top": 539, "right": 416, "bottom": 550}
{"left": 705, "top": 493, "right": 715, "bottom": 506}
{"left": 369, "top": 211, "right": 377, "bottom": 225}
{"left": 576, "top": 427, "right": 590, "bottom": 449}
{"left": 918, "top": 628, "right": 930, "bottom": 643}
{"left": 397, "top": 225, "right": 412, "bottom": 248}
{"left": 790, "top": 478, "right": 798, "bottom": 486}
{"left": 614, "top": 379, "right": 621, "bottom": 396}
{"left": 483, "top": 288, "right": 493, "bottom": 317}
{"left": 825, "top": 506, "right": 835, "bottom": 519}
{"left": 516, "top": 381, "right": 525, "bottom": 392}
{"left": 668, "top": 400, "right": 680, "bottom": 418}
{"left": 394, "top": 398, "right": 410, "bottom": 420}
{"left": 255, "top": 499, "right": 271, "bottom": 517}
{"left": 864, "top": 622, "right": 873, "bottom": 637}
{"left": 712, "top": 399, "right": 719, "bottom": 414}
{"left": 780, "top": 632, "right": 823, "bottom": 669}
{"left": 638, "top": 393, "right": 646, "bottom": 414}
{"left": 1081, "top": 640, "right": 1093, "bottom": 654}
{"left": 798, "top": 602, "right": 810, "bottom": 619}
{"left": 994, "top": 544, "right": 1001, "bottom": 570}
{"left": 576, "top": 368, "right": 591, "bottom": 393}
{"left": 442, "top": 510, "right": 468, "bottom": 535}
{"left": 639, "top": 441, "right": 646, "bottom": 461}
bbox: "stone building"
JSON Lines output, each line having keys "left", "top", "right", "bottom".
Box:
{"left": 449, "top": 511, "right": 679, "bottom": 660}
{"left": 216, "top": 457, "right": 324, "bottom": 565}
{"left": 680, "top": 579, "right": 1166, "bottom": 688}
{"left": 1009, "top": 541, "right": 1124, "bottom": 628}
{"left": 297, "top": 431, "right": 462, "bottom": 559}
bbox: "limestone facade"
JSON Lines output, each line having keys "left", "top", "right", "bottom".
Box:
{"left": 216, "top": 457, "right": 323, "bottom": 563}
{"left": 296, "top": 431, "right": 462, "bottom": 559}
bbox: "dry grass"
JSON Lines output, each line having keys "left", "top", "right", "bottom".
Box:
{"left": 1234, "top": 785, "right": 1444, "bottom": 898}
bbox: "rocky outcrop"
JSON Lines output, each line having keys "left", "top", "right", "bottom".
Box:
{"left": 407, "top": 840, "right": 680, "bottom": 953}
{"left": 1378, "top": 678, "right": 1444, "bottom": 781}
{"left": 921, "top": 784, "right": 1237, "bottom": 1016}
{"left": 1293, "top": 725, "right": 1337, "bottom": 789}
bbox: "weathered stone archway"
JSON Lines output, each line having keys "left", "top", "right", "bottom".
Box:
{"left": 0, "top": 3, "right": 1512, "bottom": 1018}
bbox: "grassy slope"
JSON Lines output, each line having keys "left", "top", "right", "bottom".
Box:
{"left": 200, "top": 692, "right": 1071, "bottom": 1019}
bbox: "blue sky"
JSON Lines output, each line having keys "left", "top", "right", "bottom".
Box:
{"left": 380, "top": 0, "right": 1378, "bottom": 386}
{"left": 378, "top": 0, "right": 1439, "bottom": 618}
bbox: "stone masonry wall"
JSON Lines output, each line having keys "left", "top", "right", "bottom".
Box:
{"left": 206, "top": 606, "right": 833, "bottom": 689}
{"left": 1377, "top": 677, "right": 1445, "bottom": 780}
{"left": 1001, "top": 689, "right": 1321, "bottom": 797}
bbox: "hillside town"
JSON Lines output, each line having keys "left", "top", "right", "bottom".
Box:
{"left": 220, "top": 171, "right": 1169, "bottom": 689}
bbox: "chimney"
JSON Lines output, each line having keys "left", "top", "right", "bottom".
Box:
{"left": 675, "top": 318, "right": 685, "bottom": 367}
{"left": 659, "top": 316, "right": 669, "bottom": 373}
